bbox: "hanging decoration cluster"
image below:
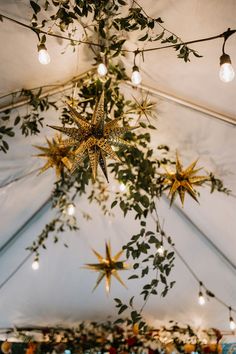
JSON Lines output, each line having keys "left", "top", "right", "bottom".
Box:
{"left": 47, "top": 91, "right": 134, "bottom": 181}
{"left": 0, "top": 322, "right": 224, "bottom": 354}
{"left": 0, "top": 0, "right": 233, "bottom": 331}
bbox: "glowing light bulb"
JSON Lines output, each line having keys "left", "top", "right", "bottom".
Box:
{"left": 67, "top": 203, "right": 75, "bottom": 216}
{"left": 38, "top": 44, "right": 51, "bottom": 65}
{"left": 119, "top": 183, "right": 126, "bottom": 192}
{"left": 157, "top": 245, "right": 164, "bottom": 256}
{"left": 131, "top": 66, "right": 142, "bottom": 85}
{"left": 32, "top": 260, "right": 39, "bottom": 270}
{"left": 198, "top": 291, "right": 205, "bottom": 305}
{"left": 97, "top": 63, "right": 107, "bottom": 77}
{"left": 219, "top": 54, "right": 235, "bottom": 82}
{"left": 230, "top": 317, "right": 236, "bottom": 330}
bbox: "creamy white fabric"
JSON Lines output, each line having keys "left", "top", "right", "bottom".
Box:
{"left": 0, "top": 0, "right": 235, "bottom": 331}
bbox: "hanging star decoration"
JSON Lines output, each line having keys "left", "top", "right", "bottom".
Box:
{"left": 127, "top": 92, "right": 157, "bottom": 123}
{"left": 33, "top": 134, "right": 72, "bottom": 177}
{"left": 48, "top": 91, "right": 135, "bottom": 182}
{"left": 163, "top": 152, "right": 209, "bottom": 206}
{"left": 84, "top": 242, "right": 128, "bottom": 293}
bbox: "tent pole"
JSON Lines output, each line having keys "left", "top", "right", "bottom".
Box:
{"left": 126, "top": 82, "right": 236, "bottom": 126}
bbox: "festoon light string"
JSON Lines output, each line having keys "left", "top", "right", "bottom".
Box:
{"left": 0, "top": 10, "right": 235, "bottom": 83}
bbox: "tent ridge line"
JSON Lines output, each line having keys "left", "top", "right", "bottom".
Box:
{"left": 127, "top": 82, "right": 236, "bottom": 126}
{"left": 0, "top": 196, "right": 52, "bottom": 258}
{"left": 0, "top": 70, "right": 93, "bottom": 114}
{"left": 166, "top": 197, "right": 236, "bottom": 275}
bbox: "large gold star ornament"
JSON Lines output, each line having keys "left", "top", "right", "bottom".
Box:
{"left": 48, "top": 91, "right": 134, "bottom": 181}
{"left": 33, "top": 134, "right": 72, "bottom": 177}
{"left": 163, "top": 152, "right": 209, "bottom": 206}
{"left": 84, "top": 242, "right": 128, "bottom": 293}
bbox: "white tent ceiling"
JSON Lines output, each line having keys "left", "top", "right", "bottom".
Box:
{"left": 0, "top": 0, "right": 236, "bottom": 333}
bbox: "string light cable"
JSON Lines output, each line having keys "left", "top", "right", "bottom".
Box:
{"left": 0, "top": 12, "right": 236, "bottom": 79}
{"left": 152, "top": 212, "right": 236, "bottom": 326}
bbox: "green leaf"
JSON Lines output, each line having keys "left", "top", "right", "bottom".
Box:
{"left": 30, "top": 1, "right": 41, "bottom": 14}
{"left": 118, "top": 304, "right": 128, "bottom": 314}
{"left": 128, "top": 274, "right": 139, "bottom": 279}
{"left": 139, "top": 33, "right": 148, "bottom": 41}
{"left": 129, "top": 296, "right": 134, "bottom": 307}
{"left": 14, "top": 116, "right": 21, "bottom": 126}
{"left": 111, "top": 200, "right": 118, "bottom": 208}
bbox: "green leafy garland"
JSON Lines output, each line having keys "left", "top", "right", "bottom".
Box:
{"left": 0, "top": 0, "right": 231, "bottom": 329}
{"left": 0, "top": 321, "right": 223, "bottom": 354}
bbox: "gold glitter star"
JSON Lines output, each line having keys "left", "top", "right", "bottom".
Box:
{"left": 163, "top": 152, "right": 209, "bottom": 206}
{"left": 33, "top": 134, "right": 72, "bottom": 177}
{"left": 84, "top": 242, "right": 128, "bottom": 293}
{"left": 48, "top": 91, "right": 134, "bottom": 182}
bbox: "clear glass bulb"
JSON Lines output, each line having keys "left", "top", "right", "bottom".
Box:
{"left": 38, "top": 48, "right": 51, "bottom": 65}
{"left": 219, "top": 63, "right": 235, "bottom": 82}
{"left": 67, "top": 203, "right": 75, "bottom": 216}
{"left": 32, "top": 260, "right": 39, "bottom": 270}
{"left": 198, "top": 293, "right": 205, "bottom": 305}
{"left": 157, "top": 245, "right": 164, "bottom": 256}
{"left": 119, "top": 183, "right": 126, "bottom": 192}
{"left": 131, "top": 69, "right": 142, "bottom": 85}
{"left": 97, "top": 63, "right": 107, "bottom": 77}
{"left": 230, "top": 318, "right": 236, "bottom": 330}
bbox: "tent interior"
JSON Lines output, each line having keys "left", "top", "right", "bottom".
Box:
{"left": 0, "top": 0, "right": 236, "bottom": 351}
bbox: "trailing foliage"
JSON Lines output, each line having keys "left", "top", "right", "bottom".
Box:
{"left": 0, "top": 0, "right": 231, "bottom": 327}
{"left": 0, "top": 321, "right": 223, "bottom": 354}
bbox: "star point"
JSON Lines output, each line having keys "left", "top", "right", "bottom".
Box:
{"left": 163, "top": 152, "right": 209, "bottom": 207}
{"left": 84, "top": 242, "right": 128, "bottom": 293}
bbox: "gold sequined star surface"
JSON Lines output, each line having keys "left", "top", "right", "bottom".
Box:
{"left": 48, "top": 91, "right": 134, "bottom": 182}
{"left": 84, "top": 242, "right": 128, "bottom": 293}
{"left": 163, "top": 152, "right": 209, "bottom": 207}
{"left": 33, "top": 134, "right": 72, "bottom": 177}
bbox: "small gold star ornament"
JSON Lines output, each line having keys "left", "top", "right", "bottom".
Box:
{"left": 84, "top": 242, "right": 128, "bottom": 293}
{"left": 48, "top": 91, "right": 135, "bottom": 181}
{"left": 33, "top": 134, "right": 72, "bottom": 177}
{"left": 127, "top": 93, "right": 157, "bottom": 122}
{"left": 163, "top": 152, "right": 209, "bottom": 206}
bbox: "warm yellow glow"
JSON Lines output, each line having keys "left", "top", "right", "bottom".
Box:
{"left": 219, "top": 63, "right": 235, "bottom": 82}
{"left": 119, "top": 183, "right": 126, "bottom": 192}
{"left": 38, "top": 48, "right": 51, "bottom": 65}
{"left": 198, "top": 292, "right": 205, "bottom": 305}
{"left": 157, "top": 245, "right": 164, "bottom": 256}
{"left": 230, "top": 318, "right": 236, "bottom": 330}
{"left": 32, "top": 260, "right": 39, "bottom": 270}
{"left": 67, "top": 203, "right": 75, "bottom": 216}
{"left": 97, "top": 63, "right": 107, "bottom": 77}
{"left": 131, "top": 68, "right": 142, "bottom": 85}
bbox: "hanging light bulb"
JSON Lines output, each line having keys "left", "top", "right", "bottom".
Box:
{"left": 229, "top": 307, "right": 236, "bottom": 330}
{"left": 97, "top": 62, "right": 107, "bottom": 77}
{"left": 230, "top": 317, "right": 236, "bottom": 330}
{"left": 157, "top": 244, "right": 164, "bottom": 256}
{"left": 66, "top": 203, "right": 75, "bottom": 216}
{"left": 32, "top": 259, "right": 39, "bottom": 270}
{"left": 198, "top": 291, "right": 205, "bottom": 305}
{"left": 131, "top": 65, "right": 142, "bottom": 85}
{"left": 38, "top": 44, "right": 51, "bottom": 65}
{"left": 219, "top": 54, "right": 235, "bottom": 82}
{"left": 119, "top": 183, "right": 126, "bottom": 192}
